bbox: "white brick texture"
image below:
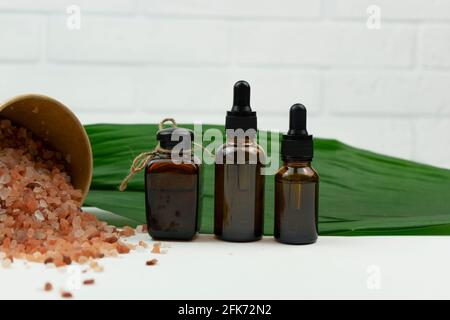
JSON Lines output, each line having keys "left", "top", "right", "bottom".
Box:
{"left": 327, "top": 0, "right": 450, "bottom": 20}
{"left": 310, "top": 117, "right": 414, "bottom": 161}
{"left": 47, "top": 16, "right": 230, "bottom": 65}
{"left": 0, "top": 0, "right": 448, "bottom": 169}
{"left": 232, "top": 22, "right": 415, "bottom": 67}
{"left": 421, "top": 27, "right": 450, "bottom": 68}
{"left": 0, "top": 0, "right": 136, "bottom": 13}
{"left": 415, "top": 119, "right": 450, "bottom": 168}
{"left": 137, "top": 67, "right": 231, "bottom": 115}
{"left": 228, "top": 69, "right": 321, "bottom": 116}
{"left": 0, "top": 66, "right": 135, "bottom": 112}
{"left": 324, "top": 71, "right": 450, "bottom": 115}
{"left": 143, "top": 0, "right": 320, "bottom": 18}
{"left": 137, "top": 67, "right": 320, "bottom": 119}
{"left": 0, "top": 15, "right": 42, "bottom": 61}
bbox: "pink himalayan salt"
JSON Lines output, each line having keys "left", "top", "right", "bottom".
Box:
{"left": 146, "top": 258, "right": 158, "bottom": 266}
{"left": 119, "top": 226, "right": 135, "bottom": 237}
{"left": 0, "top": 119, "right": 136, "bottom": 266}
{"left": 138, "top": 240, "right": 148, "bottom": 248}
{"left": 89, "top": 260, "right": 104, "bottom": 273}
{"left": 1, "top": 258, "right": 12, "bottom": 268}
{"left": 135, "top": 224, "right": 148, "bottom": 234}
{"left": 44, "top": 282, "right": 53, "bottom": 292}
{"left": 151, "top": 242, "right": 161, "bottom": 254}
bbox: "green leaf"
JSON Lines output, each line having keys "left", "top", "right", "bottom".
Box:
{"left": 84, "top": 124, "right": 450, "bottom": 236}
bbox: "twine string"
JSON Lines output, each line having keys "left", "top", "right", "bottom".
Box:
{"left": 159, "top": 118, "right": 177, "bottom": 130}
{"left": 119, "top": 118, "right": 176, "bottom": 192}
{"left": 119, "top": 146, "right": 169, "bottom": 192}
{"left": 119, "top": 118, "right": 212, "bottom": 192}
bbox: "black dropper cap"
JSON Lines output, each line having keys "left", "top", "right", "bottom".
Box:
{"left": 281, "top": 104, "right": 313, "bottom": 161}
{"left": 225, "top": 80, "right": 257, "bottom": 131}
{"left": 157, "top": 127, "right": 194, "bottom": 150}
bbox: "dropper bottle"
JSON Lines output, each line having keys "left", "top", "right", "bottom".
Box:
{"left": 214, "top": 80, "right": 266, "bottom": 242}
{"left": 275, "top": 104, "right": 319, "bottom": 245}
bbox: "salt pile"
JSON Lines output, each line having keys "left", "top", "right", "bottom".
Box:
{"left": 0, "top": 118, "right": 135, "bottom": 267}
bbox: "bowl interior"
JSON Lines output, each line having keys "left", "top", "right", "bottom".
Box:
{"left": 0, "top": 94, "right": 93, "bottom": 203}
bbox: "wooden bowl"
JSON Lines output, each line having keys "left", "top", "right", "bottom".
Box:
{"left": 0, "top": 94, "right": 93, "bottom": 203}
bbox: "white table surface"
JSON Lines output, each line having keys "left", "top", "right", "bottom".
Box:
{"left": 1, "top": 229, "right": 450, "bottom": 300}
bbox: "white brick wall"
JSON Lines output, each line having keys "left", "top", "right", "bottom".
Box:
{"left": 325, "top": 71, "right": 450, "bottom": 115}
{"left": 421, "top": 27, "right": 450, "bottom": 68}
{"left": 0, "top": 0, "right": 449, "bottom": 169}
{"left": 0, "top": 0, "right": 136, "bottom": 13}
{"left": 0, "top": 15, "right": 42, "bottom": 61}
{"left": 48, "top": 17, "right": 231, "bottom": 64}
{"left": 326, "top": 0, "right": 450, "bottom": 20}
{"left": 142, "top": 0, "right": 321, "bottom": 18}
{"left": 233, "top": 22, "right": 416, "bottom": 67}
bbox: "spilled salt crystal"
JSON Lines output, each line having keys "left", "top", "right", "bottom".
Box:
{"left": 39, "top": 200, "right": 48, "bottom": 208}
{"left": 1, "top": 258, "right": 12, "bottom": 268}
{"left": 34, "top": 211, "right": 45, "bottom": 222}
{"left": 0, "top": 173, "right": 11, "bottom": 184}
{"left": 0, "top": 187, "right": 10, "bottom": 200}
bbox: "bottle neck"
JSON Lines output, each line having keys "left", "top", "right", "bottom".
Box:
{"left": 158, "top": 145, "right": 194, "bottom": 160}
{"left": 226, "top": 134, "right": 257, "bottom": 145}
{"left": 283, "top": 159, "right": 312, "bottom": 167}
{"left": 159, "top": 140, "right": 193, "bottom": 152}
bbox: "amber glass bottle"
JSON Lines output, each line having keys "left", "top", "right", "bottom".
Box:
{"left": 275, "top": 104, "right": 319, "bottom": 245}
{"left": 214, "top": 81, "right": 265, "bottom": 242}
{"left": 145, "top": 128, "right": 201, "bottom": 240}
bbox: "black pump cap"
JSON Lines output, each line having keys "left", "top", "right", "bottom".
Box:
{"left": 225, "top": 80, "right": 257, "bottom": 131}
{"left": 281, "top": 104, "right": 313, "bottom": 161}
{"left": 157, "top": 127, "right": 194, "bottom": 150}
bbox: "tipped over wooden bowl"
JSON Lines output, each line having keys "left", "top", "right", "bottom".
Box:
{"left": 0, "top": 94, "right": 93, "bottom": 203}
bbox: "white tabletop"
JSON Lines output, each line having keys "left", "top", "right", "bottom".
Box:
{"left": 1, "top": 229, "right": 450, "bottom": 300}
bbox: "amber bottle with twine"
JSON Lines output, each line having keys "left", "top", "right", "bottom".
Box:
{"left": 120, "top": 118, "right": 210, "bottom": 240}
